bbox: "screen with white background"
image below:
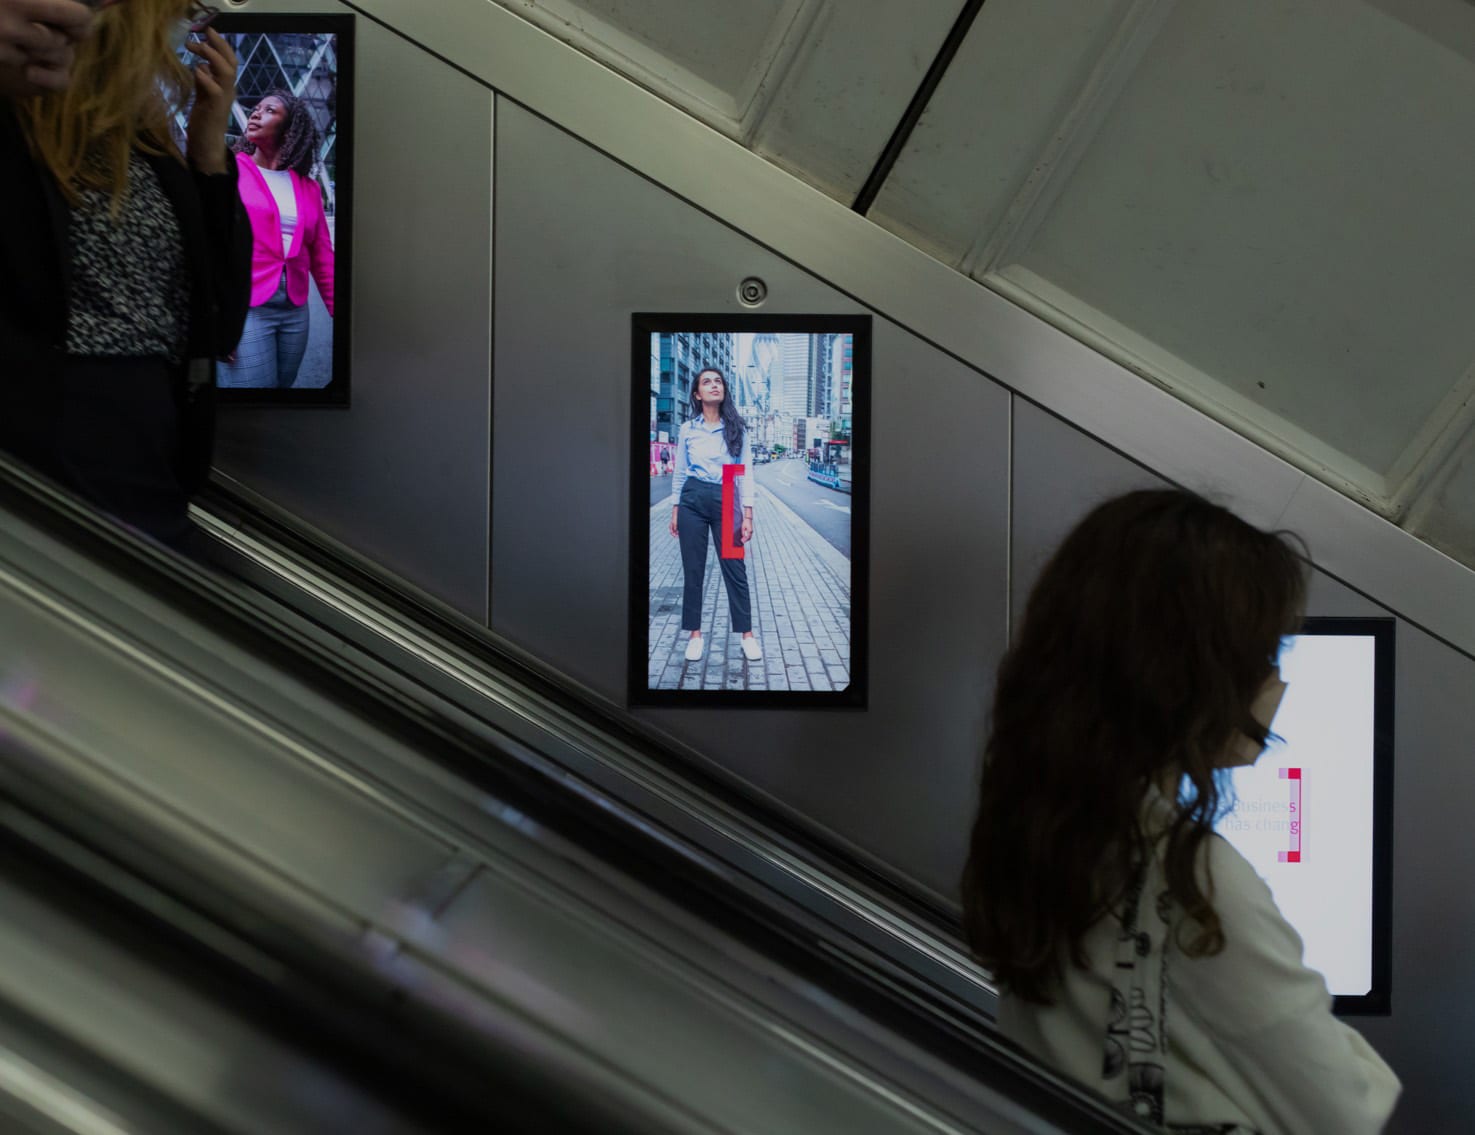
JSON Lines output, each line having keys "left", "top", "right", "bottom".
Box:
{"left": 1214, "top": 633, "right": 1378, "bottom": 999}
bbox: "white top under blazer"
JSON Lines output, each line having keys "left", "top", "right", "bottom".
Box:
{"left": 258, "top": 166, "right": 299, "bottom": 257}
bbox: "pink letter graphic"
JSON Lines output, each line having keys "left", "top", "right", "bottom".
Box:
{"left": 1278, "top": 768, "right": 1302, "bottom": 863}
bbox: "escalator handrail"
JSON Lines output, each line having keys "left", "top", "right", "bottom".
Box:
{"left": 0, "top": 455, "right": 1149, "bottom": 1133}
{"left": 201, "top": 474, "right": 960, "bottom": 920}
{"left": 0, "top": 723, "right": 676, "bottom": 1135}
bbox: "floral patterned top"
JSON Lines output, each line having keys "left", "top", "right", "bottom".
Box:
{"left": 66, "top": 152, "right": 190, "bottom": 363}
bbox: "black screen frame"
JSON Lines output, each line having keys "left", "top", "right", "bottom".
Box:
{"left": 211, "top": 13, "right": 355, "bottom": 408}
{"left": 1287, "top": 616, "right": 1395, "bottom": 1016}
{"left": 628, "top": 313, "right": 871, "bottom": 709}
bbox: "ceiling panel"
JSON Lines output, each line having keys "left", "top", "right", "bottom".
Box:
{"left": 749, "top": 0, "right": 963, "bottom": 201}
{"left": 495, "top": 0, "right": 964, "bottom": 203}
{"left": 867, "top": 0, "right": 1138, "bottom": 264}
{"left": 496, "top": 0, "right": 807, "bottom": 128}
{"left": 1410, "top": 437, "right": 1475, "bottom": 564}
{"left": 1005, "top": 0, "right": 1475, "bottom": 481}
{"left": 1362, "top": 0, "right": 1475, "bottom": 69}
{"left": 486, "top": 0, "right": 1475, "bottom": 570}
{"left": 559, "top": 0, "right": 789, "bottom": 94}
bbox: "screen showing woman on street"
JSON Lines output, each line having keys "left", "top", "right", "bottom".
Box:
{"left": 630, "top": 314, "right": 870, "bottom": 707}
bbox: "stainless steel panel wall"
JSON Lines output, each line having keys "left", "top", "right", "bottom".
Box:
{"left": 1008, "top": 399, "right": 1168, "bottom": 628}
{"left": 214, "top": 10, "right": 493, "bottom": 620}
{"left": 1011, "top": 395, "right": 1475, "bottom": 1133}
{"left": 491, "top": 100, "right": 1010, "bottom": 903}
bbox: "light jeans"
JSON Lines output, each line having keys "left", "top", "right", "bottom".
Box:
{"left": 218, "top": 270, "right": 309, "bottom": 389}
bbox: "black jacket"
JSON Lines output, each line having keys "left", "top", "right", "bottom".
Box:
{"left": 0, "top": 102, "right": 251, "bottom": 493}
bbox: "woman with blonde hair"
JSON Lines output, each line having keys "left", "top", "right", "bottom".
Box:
{"left": 0, "top": 0, "right": 250, "bottom": 545}
{"left": 0, "top": 0, "right": 92, "bottom": 93}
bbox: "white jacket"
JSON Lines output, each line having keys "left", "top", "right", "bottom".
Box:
{"left": 997, "top": 800, "right": 1400, "bottom": 1133}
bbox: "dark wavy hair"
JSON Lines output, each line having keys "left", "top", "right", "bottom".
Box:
{"left": 690, "top": 367, "right": 746, "bottom": 458}
{"left": 961, "top": 489, "right": 1307, "bottom": 1004}
{"left": 235, "top": 89, "right": 321, "bottom": 180}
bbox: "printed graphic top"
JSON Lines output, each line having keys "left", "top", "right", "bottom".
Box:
{"left": 672, "top": 416, "right": 753, "bottom": 512}
{"left": 66, "top": 153, "right": 190, "bottom": 364}
{"left": 996, "top": 789, "right": 1401, "bottom": 1134}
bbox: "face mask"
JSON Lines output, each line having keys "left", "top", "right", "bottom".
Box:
{"left": 1228, "top": 672, "right": 1288, "bottom": 765}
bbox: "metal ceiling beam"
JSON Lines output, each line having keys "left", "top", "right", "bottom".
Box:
{"left": 851, "top": 0, "right": 987, "bottom": 217}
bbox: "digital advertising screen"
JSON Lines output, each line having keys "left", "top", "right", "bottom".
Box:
{"left": 1213, "top": 617, "right": 1394, "bottom": 1013}
{"left": 629, "top": 314, "right": 870, "bottom": 707}
{"left": 185, "top": 14, "right": 355, "bottom": 404}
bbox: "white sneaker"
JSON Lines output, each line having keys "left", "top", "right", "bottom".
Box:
{"left": 740, "top": 636, "right": 762, "bottom": 662}
{"left": 684, "top": 635, "right": 704, "bottom": 661}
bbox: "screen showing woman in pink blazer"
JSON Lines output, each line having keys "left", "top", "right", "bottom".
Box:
{"left": 218, "top": 89, "right": 336, "bottom": 389}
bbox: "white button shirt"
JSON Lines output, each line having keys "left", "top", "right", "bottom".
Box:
{"left": 671, "top": 415, "right": 753, "bottom": 512}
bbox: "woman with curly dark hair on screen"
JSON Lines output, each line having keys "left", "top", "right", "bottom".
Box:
{"left": 963, "top": 489, "right": 1400, "bottom": 1133}
{"left": 218, "top": 86, "right": 335, "bottom": 389}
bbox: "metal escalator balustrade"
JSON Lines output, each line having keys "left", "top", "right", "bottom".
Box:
{"left": 195, "top": 476, "right": 994, "bottom": 1012}
{"left": 0, "top": 456, "right": 1151, "bottom": 1133}
{"left": 0, "top": 730, "right": 593, "bottom": 1134}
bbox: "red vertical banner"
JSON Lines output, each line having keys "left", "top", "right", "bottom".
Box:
{"left": 1278, "top": 767, "right": 1302, "bottom": 863}
{"left": 721, "top": 464, "right": 746, "bottom": 560}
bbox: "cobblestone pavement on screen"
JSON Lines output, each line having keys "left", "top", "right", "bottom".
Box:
{"left": 647, "top": 486, "right": 851, "bottom": 693}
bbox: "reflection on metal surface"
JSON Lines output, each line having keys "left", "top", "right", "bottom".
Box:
{"left": 435, "top": 870, "right": 978, "bottom": 1135}
{"left": 0, "top": 1046, "right": 132, "bottom": 1135}
{"left": 0, "top": 556, "right": 451, "bottom": 851}
{"left": 0, "top": 432, "right": 1179, "bottom": 1130}
{"left": 0, "top": 515, "right": 1087, "bottom": 1134}
{"left": 194, "top": 506, "right": 999, "bottom": 1001}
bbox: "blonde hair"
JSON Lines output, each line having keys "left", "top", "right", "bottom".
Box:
{"left": 19, "top": 0, "right": 195, "bottom": 211}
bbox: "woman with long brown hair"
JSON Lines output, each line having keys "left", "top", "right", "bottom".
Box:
{"left": 669, "top": 366, "right": 760, "bottom": 663}
{"left": 963, "top": 489, "right": 1399, "bottom": 1132}
{"left": 0, "top": 0, "right": 249, "bottom": 545}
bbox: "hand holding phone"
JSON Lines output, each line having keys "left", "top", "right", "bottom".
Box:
{"left": 1, "top": 0, "right": 91, "bottom": 53}
{"left": 0, "top": 0, "right": 92, "bottom": 96}
{"left": 184, "top": 27, "right": 236, "bottom": 174}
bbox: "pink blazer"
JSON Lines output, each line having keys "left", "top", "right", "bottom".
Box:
{"left": 234, "top": 151, "right": 335, "bottom": 316}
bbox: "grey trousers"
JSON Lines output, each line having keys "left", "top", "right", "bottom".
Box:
{"left": 677, "top": 478, "right": 751, "bottom": 634}
{"left": 218, "top": 270, "right": 308, "bottom": 389}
